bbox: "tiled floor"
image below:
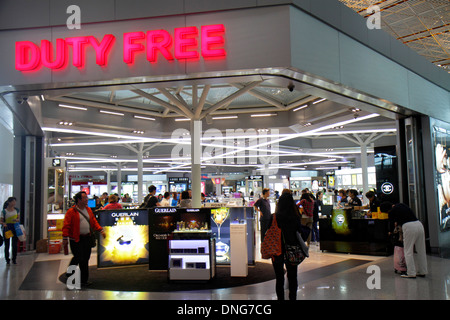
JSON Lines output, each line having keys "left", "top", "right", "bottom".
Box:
{"left": 1, "top": 243, "right": 449, "bottom": 300}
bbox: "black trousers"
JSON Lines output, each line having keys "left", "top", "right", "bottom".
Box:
{"left": 260, "top": 219, "right": 271, "bottom": 242}
{"left": 272, "top": 254, "right": 298, "bottom": 300}
{"left": 4, "top": 236, "right": 18, "bottom": 263}
{"left": 69, "top": 235, "right": 92, "bottom": 284}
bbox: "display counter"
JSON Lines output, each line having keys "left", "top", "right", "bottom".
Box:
{"left": 96, "top": 207, "right": 256, "bottom": 273}
{"left": 319, "top": 208, "right": 393, "bottom": 256}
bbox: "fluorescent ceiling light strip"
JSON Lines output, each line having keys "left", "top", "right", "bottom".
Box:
{"left": 59, "top": 104, "right": 87, "bottom": 111}
{"left": 43, "top": 127, "right": 152, "bottom": 141}
{"left": 292, "top": 104, "right": 308, "bottom": 112}
{"left": 309, "top": 128, "right": 396, "bottom": 136}
{"left": 100, "top": 110, "right": 124, "bottom": 116}
{"left": 203, "top": 113, "right": 380, "bottom": 163}
{"left": 312, "top": 98, "right": 326, "bottom": 104}
{"left": 175, "top": 118, "right": 190, "bottom": 121}
{"left": 250, "top": 113, "right": 276, "bottom": 117}
{"left": 134, "top": 115, "right": 155, "bottom": 121}
{"left": 211, "top": 115, "right": 238, "bottom": 120}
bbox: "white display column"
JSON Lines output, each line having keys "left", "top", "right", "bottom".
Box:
{"left": 191, "top": 120, "right": 202, "bottom": 208}
{"left": 137, "top": 144, "right": 144, "bottom": 204}
{"left": 230, "top": 222, "right": 248, "bottom": 277}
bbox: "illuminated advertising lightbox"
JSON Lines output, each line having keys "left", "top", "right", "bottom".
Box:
{"left": 148, "top": 207, "right": 211, "bottom": 270}
{"left": 331, "top": 209, "right": 351, "bottom": 236}
{"left": 433, "top": 122, "right": 450, "bottom": 232}
{"left": 210, "top": 206, "right": 255, "bottom": 265}
{"left": 97, "top": 209, "right": 149, "bottom": 268}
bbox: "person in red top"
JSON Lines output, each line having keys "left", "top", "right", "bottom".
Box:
{"left": 298, "top": 191, "right": 314, "bottom": 246}
{"left": 102, "top": 194, "right": 123, "bottom": 210}
{"left": 63, "top": 191, "right": 105, "bottom": 286}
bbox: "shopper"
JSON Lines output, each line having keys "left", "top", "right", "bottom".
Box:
{"left": 311, "top": 191, "right": 323, "bottom": 243}
{"left": 179, "top": 190, "right": 192, "bottom": 208}
{"left": 63, "top": 191, "right": 106, "bottom": 286}
{"left": 338, "top": 189, "right": 348, "bottom": 204}
{"left": 348, "top": 189, "right": 362, "bottom": 207}
{"left": 271, "top": 192, "right": 303, "bottom": 300}
{"left": 102, "top": 194, "right": 123, "bottom": 210}
{"left": 1, "top": 197, "right": 20, "bottom": 265}
{"left": 364, "top": 191, "right": 381, "bottom": 217}
{"left": 299, "top": 192, "right": 314, "bottom": 245}
{"left": 171, "top": 192, "right": 179, "bottom": 207}
{"left": 254, "top": 188, "right": 272, "bottom": 242}
{"left": 380, "top": 202, "right": 428, "bottom": 278}
{"left": 160, "top": 192, "right": 171, "bottom": 207}
{"left": 140, "top": 185, "right": 160, "bottom": 208}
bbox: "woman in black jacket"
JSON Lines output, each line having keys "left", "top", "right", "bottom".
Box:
{"left": 271, "top": 191, "right": 303, "bottom": 300}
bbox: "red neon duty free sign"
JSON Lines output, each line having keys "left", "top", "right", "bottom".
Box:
{"left": 15, "top": 24, "right": 226, "bottom": 71}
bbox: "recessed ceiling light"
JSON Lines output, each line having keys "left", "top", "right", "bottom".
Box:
{"left": 58, "top": 121, "right": 73, "bottom": 126}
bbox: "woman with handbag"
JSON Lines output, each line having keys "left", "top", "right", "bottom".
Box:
{"left": 63, "top": 191, "right": 106, "bottom": 286}
{"left": 270, "top": 191, "right": 305, "bottom": 300}
{"left": 1, "top": 197, "right": 20, "bottom": 265}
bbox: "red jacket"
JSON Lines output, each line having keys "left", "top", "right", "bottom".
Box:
{"left": 63, "top": 206, "right": 103, "bottom": 242}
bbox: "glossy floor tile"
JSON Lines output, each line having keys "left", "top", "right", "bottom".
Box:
{"left": 1, "top": 243, "right": 449, "bottom": 300}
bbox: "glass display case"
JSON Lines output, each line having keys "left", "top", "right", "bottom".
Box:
{"left": 168, "top": 237, "right": 216, "bottom": 281}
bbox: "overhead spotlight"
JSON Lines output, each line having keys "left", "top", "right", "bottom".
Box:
{"left": 132, "top": 130, "right": 145, "bottom": 134}
{"left": 58, "top": 121, "right": 73, "bottom": 126}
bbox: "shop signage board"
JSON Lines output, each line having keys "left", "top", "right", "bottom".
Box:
{"left": 15, "top": 24, "right": 226, "bottom": 71}
{"left": 97, "top": 209, "right": 149, "bottom": 268}
{"left": 1, "top": 7, "right": 291, "bottom": 86}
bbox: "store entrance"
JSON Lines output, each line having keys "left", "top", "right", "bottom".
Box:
{"left": 23, "top": 73, "right": 413, "bottom": 255}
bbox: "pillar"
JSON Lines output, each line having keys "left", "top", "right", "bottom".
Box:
{"left": 191, "top": 120, "right": 202, "bottom": 207}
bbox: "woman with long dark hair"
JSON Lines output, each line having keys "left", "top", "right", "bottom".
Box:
{"left": 1, "top": 197, "right": 20, "bottom": 265}
{"left": 271, "top": 191, "right": 303, "bottom": 300}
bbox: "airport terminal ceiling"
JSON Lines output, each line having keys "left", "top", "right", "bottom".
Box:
{"left": 36, "top": 75, "right": 400, "bottom": 177}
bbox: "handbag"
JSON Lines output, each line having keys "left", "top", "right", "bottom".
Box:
{"left": 4, "top": 229, "right": 13, "bottom": 239}
{"left": 283, "top": 232, "right": 306, "bottom": 266}
{"left": 76, "top": 208, "right": 97, "bottom": 248}
{"left": 261, "top": 214, "right": 282, "bottom": 259}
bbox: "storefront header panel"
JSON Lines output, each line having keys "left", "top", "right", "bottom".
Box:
{"left": 0, "top": 6, "right": 291, "bottom": 87}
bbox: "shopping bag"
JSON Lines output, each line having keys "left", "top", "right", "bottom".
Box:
{"left": 394, "top": 246, "right": 407, "bottom": 273}
{"left": 18, "top": 224, "right": 26, "bottom": 242}
{"left": 14, "top": 223, "right": 23, "bottom": 237}
{"left": 261, "top": 214, "right": 282, "bottom": 259}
